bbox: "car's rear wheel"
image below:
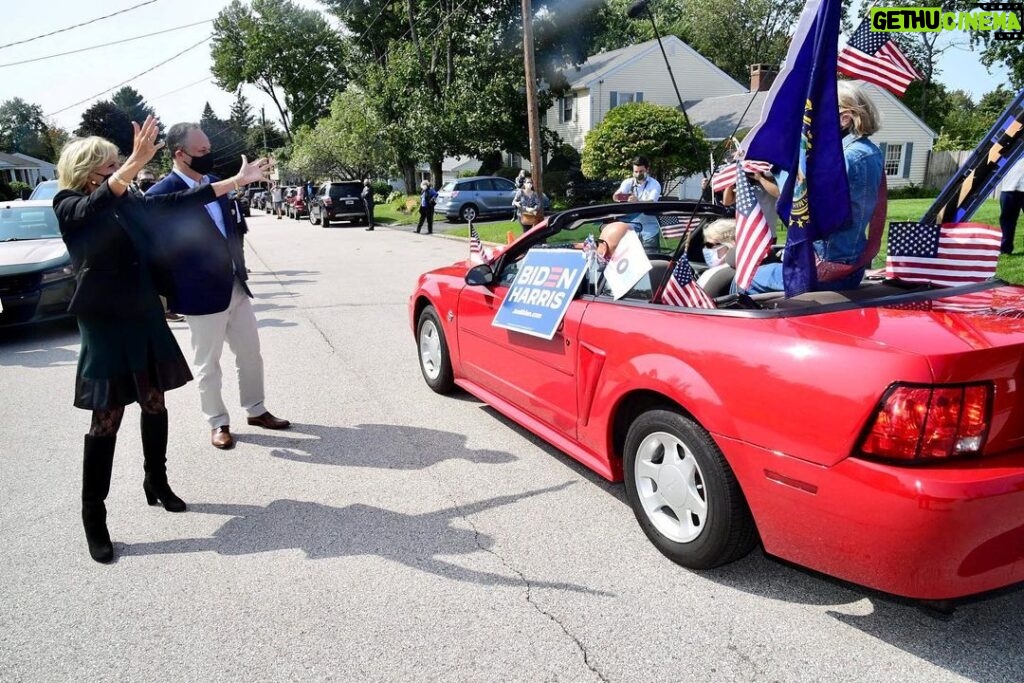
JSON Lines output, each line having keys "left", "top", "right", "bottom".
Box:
{"left": 309, "top": 207, "right": 320, "bottom": 225}
{"left": 417, "top": 305, "right": 454, "bottom": 394}
{"left": 459, "top": 204, "right": 478, "bottom": 223}
{"left": 624, "top": 409, "right": 757, "bottom": 569}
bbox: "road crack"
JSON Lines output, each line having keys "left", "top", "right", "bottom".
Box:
{"left": 441, "top": 488, "right": 609, "bottom": 683}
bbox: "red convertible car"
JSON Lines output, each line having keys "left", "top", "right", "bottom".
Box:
{"left": 409, "top": 201, "right": 1024, "bottom": 601}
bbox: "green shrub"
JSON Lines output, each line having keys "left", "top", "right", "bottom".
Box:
{"left": 494, "top": 166, "right": 520, "bottom": 181}
{"left": 543, "top": 170, "right": 570, "bottom": 200}
{"left": 10, "top": 181, "right": 30, "bottom": 198}
{"left": 887, "top": 183, "right": 937, "bottom": 200}
{"left": 371, "top": 180, "right": 392, "bottom": 199}
{"left": 547, "top": 144, "right": 581, "bottom": 173}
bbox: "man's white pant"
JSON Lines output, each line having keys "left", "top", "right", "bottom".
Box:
{"left": 186, "top": 280, "right": 266, "bottom": 428}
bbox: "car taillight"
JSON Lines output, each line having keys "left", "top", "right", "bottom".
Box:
{"left": 858, "top": 383, "right": 991, "bottom": 462}
{"left": 449, "top": 191, "right": 459, "bottom": 198}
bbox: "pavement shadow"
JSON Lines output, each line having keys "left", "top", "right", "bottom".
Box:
{"left": 123, "top": 484, "right": 609, "bottom": 595}
{"left": 0, "top": 319, "right": 80, "bottom": 368}
{"left": 256, "top": 317, "right": 298, "bottom": 329}
{"left": 251, "top": 302, "right": 297, "bottom": 314}
{"left": 237, "top": 422, "right": 517, "bottom": 470}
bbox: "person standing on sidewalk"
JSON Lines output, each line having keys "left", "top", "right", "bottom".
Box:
{"left": 53, "top": 117, "right": 272, "bottom": 563}
{"left": 415, "top": 180, "right": 437, "bottom": 234}
{"left": 999, "top": 159, "right": 1024, "bottom": 254}
{"left": 363, "top": 179, "right": 376, "bottom": 231}
{"left": 147, "top": 122, "right": 291, "bottom": 452}
{"left": 270, "top": 182, "right": 284, "bottom": 219}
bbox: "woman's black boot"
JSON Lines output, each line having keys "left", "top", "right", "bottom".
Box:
{"left": 141, "top": 410, "right": 186, "bottom": 513}
{"left": 82, "top": 434, "right": 116, "bottom": 563}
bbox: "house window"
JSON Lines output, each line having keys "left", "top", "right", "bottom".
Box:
{"left": 884, "top": 143, "right": 904, "bottom": 176}
{"left": 609, "top": 92, "right": 644, "bottom": 109}
{"left": 560, "top": 96, "right": 574, "bottom": 123}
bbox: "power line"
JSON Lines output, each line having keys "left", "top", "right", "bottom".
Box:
{"left": 0, "top": 19, "right": 213, "bottom": 68}
{"left": 153, "top": 76, "right": 214, "bottom": 100}
{"left": 0, "top": 0, "right": 162, "bottom": 51}
{"left": 45, "top": 35, "right": 212, "bottom": 117}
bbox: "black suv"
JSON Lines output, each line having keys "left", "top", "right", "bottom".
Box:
{"left": 308, "top": 181, "right": 366, "bottom": 227}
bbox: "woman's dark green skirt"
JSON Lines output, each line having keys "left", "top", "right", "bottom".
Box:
{"left": 74, "top": 307, "right": 192, "bottom": 410}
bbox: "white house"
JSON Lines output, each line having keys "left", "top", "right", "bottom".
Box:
{"left": 686, "top": 77, "right": 937, "bottom": 194}
{"left": 0, "top": 152, "right": 55, "bottom": 187}
{"left": 546, "top": 35, "right": 747, "bottom": 150}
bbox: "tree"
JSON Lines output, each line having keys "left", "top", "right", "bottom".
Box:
{"left": 111, "top": 86, "right": 157, "bottom": 126}
{"left": 0, "top": 98, "right": 50, "bottom": 160}
{"left": 228, "top": 90, "right": 255, "bottom": 133}
{"left": 581, "top": 102, "right": 710, "bottom": 194}
{"left": 289, "top": 91, "right": 393, "bottom": 181}
{"left": 210, "top": 0, "right": 347, "bottom": 141}
{"left": 196, "top": 102, "right": 252, "bottom": 181}
{"left": 76, "top": 101, "right": 133, "bottom": 155}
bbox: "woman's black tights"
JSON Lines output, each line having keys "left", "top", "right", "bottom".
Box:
{"left": 88, "top": 390, "right": 166, "bottom": 436}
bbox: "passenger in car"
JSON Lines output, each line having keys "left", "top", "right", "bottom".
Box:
{"left": 742, "top": 81, "right": 884, "bottom": 295}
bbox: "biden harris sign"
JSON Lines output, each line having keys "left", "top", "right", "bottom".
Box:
{"left": 492, "top": 249, "right": 588, "bottom": 340}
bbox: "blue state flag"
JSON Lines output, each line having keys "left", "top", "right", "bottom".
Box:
{"left": 742, "top": 0, "right": 850, "bottom": 296}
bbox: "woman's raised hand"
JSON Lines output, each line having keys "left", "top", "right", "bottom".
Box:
{"left": 235, "top": 155, "right": 273, "bottom": 185}
{"left": 131, "top": 115, "right": 165, "bottom": 164}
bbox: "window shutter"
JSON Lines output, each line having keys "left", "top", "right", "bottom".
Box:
{"left": 877, "top": 142, "right": 888, "bottom": 174}
{"left": 610, "top": 92, "right": 618, "bottom": 110}
{"left": 574, "top": 94, "right": 578, "bottom": 121}
{"left": 903, "top": 142, "right": 914, "bottom": 179}
{"left": 636, "top": 92, "right": 644, "bottom": 102}
{"left": 558, "top": 98, "right": 564, "bottom": 124}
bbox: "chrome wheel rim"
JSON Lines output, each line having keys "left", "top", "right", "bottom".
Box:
{"left": 634, "top": 431, "right": 708, "bottom": 543}
{"left": 419, "top": 319, "right": 442, "bottom": 380}
{"left": 463, "top": 207, "right": 476, "bottom": 222}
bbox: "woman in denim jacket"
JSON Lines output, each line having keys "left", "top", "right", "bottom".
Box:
{"left": 743, "top": 82, "right": 883, "bottom": 294}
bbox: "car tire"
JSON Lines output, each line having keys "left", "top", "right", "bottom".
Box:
{"left": 322, "top": 214, "right": 331, "bottom": 228}
{"left": 624, "top": 409, "right": 757, "bottom": 570}
{"left": 417, "top": 305, "right": 455, "bottom": 394}
{"left": 459, "top": 204, "right": 478, "bottom": 223}
{"left": 309, "top": 208, "right": 320, "bottom": 225}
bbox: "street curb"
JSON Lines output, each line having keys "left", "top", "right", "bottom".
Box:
{"left": 379, "top": 224, "right": 506, "bottom": 247}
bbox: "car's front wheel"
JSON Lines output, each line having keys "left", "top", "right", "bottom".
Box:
{"left": 417, "top": 305, "right": 454, "bottom": 394}
{"left": 624, "top": 409, "right": 757, "bottom": 569}
{"left": 459, "top": 204, "right": 478, "bottom": 223}
{"left": 309, "top": 207, "right": 320, "bottom": 225}
{"left": 322, "top": 213, "right": 331, "bottom": 228}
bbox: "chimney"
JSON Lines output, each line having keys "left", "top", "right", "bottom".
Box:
{"left": 750, "top": 64, "right": 777, "bottom": 92}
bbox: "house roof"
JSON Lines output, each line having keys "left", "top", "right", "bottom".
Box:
{"left": 686, "top": 92, "right": 768, "bottom": 140}
{"left": 0, "top": 152, "right": 41, "bottom": 169}
{"left": 688, "top": 80, "right": 937, "bottom": 141}
{"left": 563, "top": 35, "right": 743, "bottom": 91}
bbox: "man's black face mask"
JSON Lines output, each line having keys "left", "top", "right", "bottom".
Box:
{"left": 183, "top": 151, "right": 216, "bottom": 175}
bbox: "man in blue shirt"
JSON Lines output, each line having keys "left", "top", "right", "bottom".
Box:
{"left": 415, "top": 180, "right": 438, "bottom": 234}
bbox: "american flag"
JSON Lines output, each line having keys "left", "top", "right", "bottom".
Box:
{"left": 660, "top": 257, "right": 716, "bottom": 309}
{"left": 657, "top": 214, "right": 702, "bottom": 240}
{"left": 710, "top": 160, "right": 773, "bottom": 193}
{"left": 837, "top": 16, "right": 922, "bottom": 96}
{"left": 469, "top": 222, "right": 483, "bottom": 263}
{"left": 732, "top": 166, "right": 773, "bottom": 291}
{"left": 885, "top": 222, "right": 1001, "bottom": 286}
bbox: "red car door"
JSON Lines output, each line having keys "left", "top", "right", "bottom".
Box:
{"left": 456, "top": 274, "right": 585, "bottom": 439}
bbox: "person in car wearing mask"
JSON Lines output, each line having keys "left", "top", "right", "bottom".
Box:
{"left": 147, "top": 122, "right": 291, "bottom": 452}
{"left": 612, "top": 156, "right": 663, "bottom": 251}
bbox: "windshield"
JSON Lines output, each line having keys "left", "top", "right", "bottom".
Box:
{"left": 28, "top": 181, "right": 59, "bottom": 200}
{"left": 0, "top": 205, "right": 61, "bottom": 240}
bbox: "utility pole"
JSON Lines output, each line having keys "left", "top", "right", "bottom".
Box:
{"left": 261, "top": 106, "right": 268, "bottom": 155}
{"left": 521, "top": 0, "right": 543, "bottom": 195}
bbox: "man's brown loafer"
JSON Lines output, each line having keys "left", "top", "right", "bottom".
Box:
{"left": 247, "top": 412, "right": 291, "bottom": 430}
{"left": 211, "top": 426, "right": 234, "bottom": 449}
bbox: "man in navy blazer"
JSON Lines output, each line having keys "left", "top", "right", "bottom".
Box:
{"left": 148, "top": 122, "right": 289, "bottom": 450}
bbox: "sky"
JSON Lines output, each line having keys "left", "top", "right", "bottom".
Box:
{"left": 0, "top": 0, "right": 1014, "bottom": 139}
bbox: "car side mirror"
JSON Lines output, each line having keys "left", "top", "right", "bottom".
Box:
{"left": 465, "top": 263, "right": 495, "bottom": 286}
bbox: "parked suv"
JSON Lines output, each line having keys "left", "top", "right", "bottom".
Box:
{"left": 432, "top": 175, "right": 549, "bottom": 223}
{"left": 308, "top": 181, "right": 365, "bottom": 227}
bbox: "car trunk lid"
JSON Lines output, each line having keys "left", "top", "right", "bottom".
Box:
{"left": 792, "top": 284, "right": 1024, "bottom": 453}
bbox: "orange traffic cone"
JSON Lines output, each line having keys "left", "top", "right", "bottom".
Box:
{"left": 507, "top": 230, "right": 515, "bottom": 244}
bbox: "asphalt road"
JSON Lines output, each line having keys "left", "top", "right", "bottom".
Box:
{"left": 1, "top": 213, "right": 1022, "bottom": 682}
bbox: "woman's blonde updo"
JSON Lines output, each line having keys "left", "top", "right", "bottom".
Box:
{"left": 56, "top": 137, "right": 119, "bottom": 192}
